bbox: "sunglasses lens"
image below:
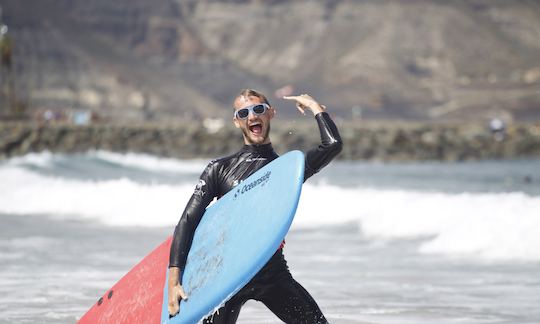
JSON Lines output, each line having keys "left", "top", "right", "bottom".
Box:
{"left": 253, "top": 105, "right": 266, "bottom": 114}
{"left": 237, "top": 108, "right": 249, "bottom": 119}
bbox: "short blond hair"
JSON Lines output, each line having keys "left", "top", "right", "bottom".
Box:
{"left": 234, "top": 89, "right": 270, "bottom": 110}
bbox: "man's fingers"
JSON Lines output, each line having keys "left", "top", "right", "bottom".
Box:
{"left": 168, "top": 299, "right": 179, "bottom": 316}
{"left": 284, "top": 95, "right": 308, "bottom": 110}
{"left": 283, "top": 95, "right": 309, "bottom": 102}
{"left": 283, "top": 95, "right": 300, "bottom": 101}
{"left": 168, "top": 285, "right": 188, "bottom": 316}
{"left": 284, "top": 95, "right": 315, "bottom": 105}
{"left": 284, "top": 94, "right": 323, "bottom": 115}
{"left": 168, "top": 292, "right": 180, "bottom": 316}
{"left": 296, "top": 103, "right": 306, "bottom": 115}
{"left": 178, "top": 286, "right": 188, "bottom": 300}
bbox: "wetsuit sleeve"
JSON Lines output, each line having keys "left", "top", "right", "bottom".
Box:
{"left": 169, "top": 162, "right": 218, "bottom": 269}
{"left": 304, "top": 112, "right": 343, "bottom": 181}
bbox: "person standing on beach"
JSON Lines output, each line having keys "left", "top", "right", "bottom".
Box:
{"left": 168, "top": 89, "right": 342, "bottom": 323}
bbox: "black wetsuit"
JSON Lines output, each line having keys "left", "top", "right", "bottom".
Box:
{"left": 170, "top": 112, "right": 342, "bottom": 324}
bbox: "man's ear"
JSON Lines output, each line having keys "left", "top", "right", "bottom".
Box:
{"left": 233, "top": 117, "right": 240, "bottom": 128}
{"left": 269, "top": 107, "right": 276, "bottom": 119}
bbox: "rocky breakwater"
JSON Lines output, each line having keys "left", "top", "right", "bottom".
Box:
{"left": 337, "top": 121, "right": 540, "bottom": 161}
{"left": 1, "top": 121, "right": 540, "bottom": 161}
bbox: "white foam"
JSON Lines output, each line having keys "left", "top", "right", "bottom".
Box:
{"left": 90, "top": 151, "right": 206, "bottom": 173}
{"left": 6, "top": 151, "right": 56, "bottom": 168}
{"left": 2, "top": 155, "right": 540, "bottom": 262}
{"left": 294, "top": 184, "right": 540, "bottom": 262}
{"left": 0, "top": 166, "right": 193, "bottom": 227}
{"left": 4, "top": 150, "right": 207, "bottom": 174}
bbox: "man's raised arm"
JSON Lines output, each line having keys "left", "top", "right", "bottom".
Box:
{"left": 283, "top": 94, "right": 343, "bottom": 180}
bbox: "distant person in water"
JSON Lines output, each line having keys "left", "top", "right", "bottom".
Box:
{"left": 168, "top": 89, "right": 342, "bottom": 323}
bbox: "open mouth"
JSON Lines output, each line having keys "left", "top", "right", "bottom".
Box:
{"left": 249, "top": 122, "right": 263, "bottom": 136}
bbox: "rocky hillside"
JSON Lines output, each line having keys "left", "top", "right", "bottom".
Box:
{"left": 2, "top": 0, "right": 540, "bottom": 122}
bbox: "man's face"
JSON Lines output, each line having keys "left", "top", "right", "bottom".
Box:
{"left": 233, "top": 95, "right": 275, "bottom": 145}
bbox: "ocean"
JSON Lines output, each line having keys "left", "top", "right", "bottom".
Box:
{"left": 1, "top": 151, "right": 539, "bottom": 323}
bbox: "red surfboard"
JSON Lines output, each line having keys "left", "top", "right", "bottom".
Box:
{"left": 78, "top": 237, "right": 172, "bottom": 324}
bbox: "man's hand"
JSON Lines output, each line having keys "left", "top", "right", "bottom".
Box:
{"left": 168, "top": 267, "right": 188, "bottom": 317}
{"left": 283, "top": 94, "right": 326, "bottom": 116}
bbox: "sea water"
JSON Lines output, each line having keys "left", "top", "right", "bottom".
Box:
{"left": 0, "top": 151, "right": 539, "bottom": 323}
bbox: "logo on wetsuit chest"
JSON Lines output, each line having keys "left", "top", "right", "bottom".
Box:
{"left": 245, "top": 158, "right": 267, "bottom": 162}
{"left": 233, "top": 171, "right": 271, "bottom": 199}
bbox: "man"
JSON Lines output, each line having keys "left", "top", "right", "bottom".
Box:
{"left": 168, "top": 89, "right": 342, "bottom": 323}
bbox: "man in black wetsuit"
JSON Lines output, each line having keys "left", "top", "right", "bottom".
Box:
{"left": 168, "top": 89, "right": 342, "bottom": 323}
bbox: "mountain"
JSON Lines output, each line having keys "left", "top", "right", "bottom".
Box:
{"left": 2, "top": 0, "right": 540, "bottom": 122}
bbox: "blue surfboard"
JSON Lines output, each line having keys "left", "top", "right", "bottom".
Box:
{"left": 162, "top": 150, "right": 305, "bottom": 324}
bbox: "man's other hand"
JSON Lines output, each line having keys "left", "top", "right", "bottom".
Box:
{"left": 283, "top": 94, "right": 326, "bottom": 115}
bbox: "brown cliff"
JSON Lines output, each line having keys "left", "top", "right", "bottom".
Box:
{"left": 1, "top": 0, "right": 540, "bottom": 122}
